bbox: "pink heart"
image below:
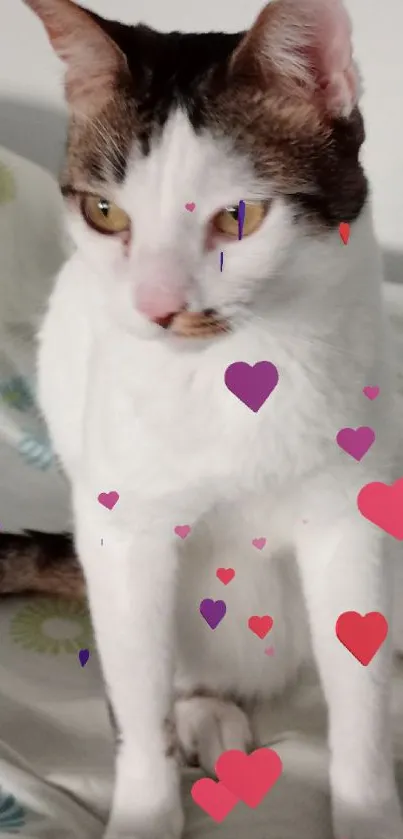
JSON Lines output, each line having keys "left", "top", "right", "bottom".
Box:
{"left": 185, "top": 202, "right": 196, "bottom": 212}
{"left": 174, "top": 525, "right": 191, "bottom": 540}
{"left": 215, "top": 747, "right": 283, "bottom": 809}
{"left": 264, "top": 646, "right": 275, "bottom": 656}
{"left": 252, "top": 538, "right": 266, "bottom": 550}
{"left": 191, "top": 778, "right": 238, "bottom": 822}
{"left": 248, "top": 615, "right": 273, "bottom": 639}
{"left": 339, "top": 222, "right": 350, "bottom": 245}
{"left": 363, "top": 386, "right": 379, "bottom": 401}
{"left": 336, "top": 426, "right": 375, "bottom": 461}
{"left": 97, "top": 491, "right": 120, "bottom": 510}
{"left": 216, "top": 567, "right": 235, "bottom": 585}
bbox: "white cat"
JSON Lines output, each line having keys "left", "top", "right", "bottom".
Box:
{"left": 23, "top": 0, "right": 403, "bottom": 836}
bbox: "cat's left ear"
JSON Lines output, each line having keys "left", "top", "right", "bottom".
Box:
{"left": 230, "top": 0, "right": 361, "bottom": 118}
{"left": 23, "top": 0, "right": 128, "bottom": 114}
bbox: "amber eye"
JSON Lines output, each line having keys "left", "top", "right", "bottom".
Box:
{"left": 81, "top": 195, "right": 130, "bottom": 235}
{"left": 213, "top": 200, "right": 268, "bottom": 239}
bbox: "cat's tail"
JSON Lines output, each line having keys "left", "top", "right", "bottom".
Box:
{"left": 0, "top": 531, "right": 85, "bottom": 599}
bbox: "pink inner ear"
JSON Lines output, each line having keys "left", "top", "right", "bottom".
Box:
{"left": 24, "top": 0, "right": 127, "bottom": 113}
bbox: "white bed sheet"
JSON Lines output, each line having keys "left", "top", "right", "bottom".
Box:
{"left": 1, "top": 593, "right": 403, "bottom": 839}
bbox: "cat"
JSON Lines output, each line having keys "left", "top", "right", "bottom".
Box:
{"left": 19, "top": 0, "right": 403, "bottom": 837}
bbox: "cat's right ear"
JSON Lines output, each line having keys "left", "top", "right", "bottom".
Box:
{"left": 23, "top": 0, "right": 128, "bottom": 114}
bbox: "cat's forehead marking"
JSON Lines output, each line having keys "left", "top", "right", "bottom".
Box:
{"left": 62, "top": 21, "right": 367, "bottom": 225}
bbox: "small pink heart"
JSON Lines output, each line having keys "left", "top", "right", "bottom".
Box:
{"left": 98, "top": 491, "right": 120, "bottom": 510}
{"left": 185, "top": 202, "right": 196, "bottom": 212}
{"left": 216, "top": 567, "right": 235, "bottom": 585}
{"left": 339, "top": 222, "right": 350, "bottom": 245}
{"left": 264, "top": 646, "right": 274, "bottom": 656}
{"left": 252, "top": 538, "right": 266, "bottom": 550}
{"left": 174, "top": 525, "right": 191, "bottom": 540}
{"left": 363, "top": 386, "right": 380, "bottom": 401}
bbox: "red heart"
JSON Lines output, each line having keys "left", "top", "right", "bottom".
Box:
{"left": 191, "top": 778, "right": 238, "bottom": 822}
{"left": 248, "top": 615, "right": 273, "bottom": 639}
{"left": 216, "top": 748, "right": 283, "bottom": 808}
{"left": 216, "top": 567, "right": 235, "bottom": 585}
{"left": 339, "top": 221, "right": 350, "bottom": 244}
{"left": 336, "top": 611, "right": 388, "bottom": 666}
{"left": 357, "top": 478, "right": 403, "bottom": 540}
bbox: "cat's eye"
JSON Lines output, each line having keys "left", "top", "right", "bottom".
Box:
{"left": 213, "top": 201, "right": 268, "bottom": 239}
{"left": 81, "top": 195, "right": 130, "bottom": 235}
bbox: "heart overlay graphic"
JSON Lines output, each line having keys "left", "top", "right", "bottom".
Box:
{"left": 248, "top": 615, "right": 273, "bottom": 639}
{"left": 200, "top": 599, "right": 226, "bottom": 629}
{"left": 224, "top": 361, "right": 279, "bottom": 413}
{"left": 252, "top": 537, "right": 266, "bottom": 550}
{"left": 336, "top": 611, "right": 388, "bottom": 666}
{"left": 357, "top": 477, "right": 403, "bottom": 540}
{"left": 191, "top": 779, "right": 238, "bottom": 822}
{"left": 336, "top": 426, "right": 375, "bottom": 461}
{"left": 339, "top": 222, "right": 350, "bottom": 244}
{"left": 185, "top": 202, "right": 196, "bottom": 212}
{"left": 363, "top": 386, "right": 379, "bottom": 400}
{"left": 216, "top": 568, "right": 235, "bottom": 585}
{"left": 216, "top": 748, "right": 283, "bottom": 808}
{"left": 97, "top": 491, "right": 119, "bottom": 510}
{"left": 191, "top": 748, "right": 283, "bottom": 822}
{"left": 174, "top": 525, "right": 191, "bottom": 539}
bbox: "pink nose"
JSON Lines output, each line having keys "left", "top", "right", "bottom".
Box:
{"left": 134, "top": 253, "right": 188, "bottom": 325}
{"left": 135, "top": 290, "right": 186, "bottom": 324}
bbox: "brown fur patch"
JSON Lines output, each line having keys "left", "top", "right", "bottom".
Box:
{"left": 0, "top": 532, "right": 84, "bottom": 599}
{"left": 170, "top": 310, "right": 230, "bottom": 338}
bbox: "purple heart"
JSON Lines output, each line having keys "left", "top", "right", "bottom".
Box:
{"left": 336, "top": 426, "right": 375, "bottom": 461}
{"left": 224, "top": 361, "right": 279, "bottom": 413}
{"left": 200, "top": 599, "right": 226, "bottom": 630}
{"left": 78, "top": 649, "right": 90, "bottom": 667}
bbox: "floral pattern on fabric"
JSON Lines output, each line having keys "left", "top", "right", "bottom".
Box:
{"left": 0, "top": 788, "right": 25, "bottom": 833}
{"left": 10, "top": 598, "right": 93, "bottom": 655}
{"left": 0, "top": 163, "right": 16, "bottom": 205}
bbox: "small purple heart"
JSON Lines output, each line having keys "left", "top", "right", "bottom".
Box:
{"left": 78, "top": 649, "right": 90, "bottom": 667}
{"left": 336, "top": 426, "right": 375, "bottom": 461}
{"left": 200, "top": 598, "right": 226, "bottom": 630}
{"left": 224, "top": 361, "right": 279, "bottom": 413}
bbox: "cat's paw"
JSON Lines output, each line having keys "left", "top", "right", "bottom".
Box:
{"left": 104, "top": 751, "right": 184, "bottom": 839}
{"left": 103, "top": 801, "right": 183, "bottom": 839}
{"left": 174, "top": 694, "right": 253, "bottom": 774}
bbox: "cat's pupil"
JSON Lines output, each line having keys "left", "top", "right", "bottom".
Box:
{"left": 98, "top": 200, "right": 110, "bottom": 218}
{"left": 228, "top": 207, "right": 239, "bottom": 221}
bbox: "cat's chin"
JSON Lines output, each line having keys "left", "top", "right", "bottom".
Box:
{"left": 169, "top": 310, "right": 230, "bottom": 338}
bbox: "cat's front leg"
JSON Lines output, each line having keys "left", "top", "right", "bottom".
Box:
{"left": 295, "top": 484, "right": 403, "bottom": 839}
{"left": 73, "top": 487, "right": 184, "bottom": 839}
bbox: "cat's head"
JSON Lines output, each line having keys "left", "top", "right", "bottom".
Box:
{"left": 24, "top": 0, "right": 367, "bottom": 339}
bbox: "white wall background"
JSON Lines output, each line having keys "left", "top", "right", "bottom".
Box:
{"left": 0, "top": 0, "right": 402, "bottom": 251}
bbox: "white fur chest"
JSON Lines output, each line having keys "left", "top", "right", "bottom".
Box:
{"left": 39, "top": 251, "right": 392, "bottom": 520}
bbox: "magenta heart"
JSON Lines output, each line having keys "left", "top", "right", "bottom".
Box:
{"left": 200, "top": 599, "right": 226, "bottom": 629}
{"left": 185, "top": 202, "right": 196, "bottom": 212}
{"left": 363, "top": 386, "right": 380, "bottom": 400}
{"left": 174, "top": 525, "right": 191, "bottom": 539}
{"left": 336, "top": 426, "right": 375, "bottom": 461}
{"left": 252, "top": 538, "right": 266, "bottom": 550}
{"left": 97, "top": 491, "right": 120, "bottom": 510}
{"left": 224, "top": 361, "right": 279, "bottom": 413}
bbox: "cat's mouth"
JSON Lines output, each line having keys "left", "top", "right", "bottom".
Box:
{"left": 157, "top": 309, "right": 230, "bottom": 338}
